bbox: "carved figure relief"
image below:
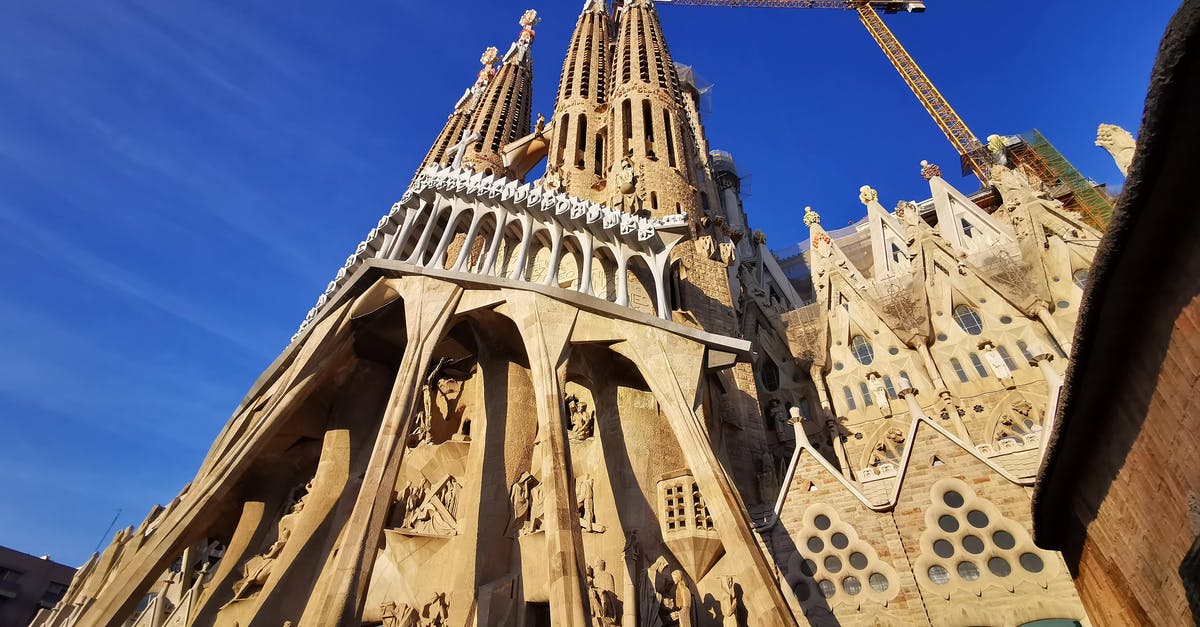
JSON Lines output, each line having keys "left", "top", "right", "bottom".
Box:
{"left": 408, "top": 357, "right": 474, "bottom": 447}
{"left": 227, "top": 486, "right": 310, "bottom": 603}
{"left": 656, "top": 569, "right": 693, "bottom": 627}
{"left": 577, "top": 474, "right": 607, "bottom": 533}
{"left": 757, "top": 450, "right": 779, "bottom": 506}
{"left": 392, "top": 476, "right": 461, "bottom": 536}
{"left": 506, "top": 472, "right": 544, "bottom": 536}
{"left": 767, "top": 399, "right": 793, "bottom": 443}
{"left": 587, "top": 560, "right": 619, "bottom": 626}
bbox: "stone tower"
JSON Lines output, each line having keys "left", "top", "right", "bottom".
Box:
{"left": 34, "top": 4, "right": 1107, "bottom": 627}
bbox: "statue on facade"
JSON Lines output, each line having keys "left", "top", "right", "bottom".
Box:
{"left": 1096, "top": 123, "right": 1136, "bottom": 175}
{"left": 867, "top": 374, "right": 890, "bottom": 414}
{"left": 659, "top": 569, "right": 693, "bottom": 627}
{"left": 615, "top": 156, "right": 640, "bottom": 214}
{"left": 506, "top": 472, "right": 541, "bottom": 536}
{"left": 408, "top": 357, "right": 473, "bottom": 447}
{"left": 577, "top": 474, "right": 606, "bottom": 533}
{"left": 542, "top": 164, "right": 564, "bottom": 193}
{"left": 895, "top": 200, "right": 924, "bottom": 245}
{"left": 722, "top": 576, "right": 742, "bottom": 627}
{"left": 381, "top": 600, "right": 415, "bottom": 627}
{"left": 989, "top": 165, "right": 1064, "bottom": 223}
{"left": 768, "top": 399, "right": 794, "bottom": 443}
{"left": 593, "top": 560, "right": 619, "bottom": 625}
{"left": 566, "top": 394, "right": 595, "bottom": 441}
{"left": 757, "top": 450, "right": 779, "bottom": 506}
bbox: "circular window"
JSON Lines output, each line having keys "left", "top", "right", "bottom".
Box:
{"left": 936, "top": 333, "right": 948, "bottom": 342}
{"left": 842, "top": 576, "right": 862, "bottom": 595}
{"left": 1057, "top": 300, "right": 1070, "bottom": 310}
{"left": 814, "top": 515, "right": 831, "bottom": 530}
{"left": 966, "top": 510, "right": 989, "bottom": 528}
{"left": 849, "top": 552, "right": 868, "bottom": 569}
{"left": 801, "top": 559, "right": 818, "bottom": 576}
{"left": 962, "top": 535, "right": 984, "bottom": 554}
{"left": 762, "top": 360, "right": 780, "bottom": 391}
{"left": 869, "top": 573, "right": 890, "bottom": 592}
{"left": 824, "top": 556, "right": 842, "bottom": 574}
{"left": 1000, "top": 315, "right": 1012, "bottom": 324}
{"left": 938, "top": 515, "right": 960, "bottom": 533}
{"left": 818, "top": 579, "right": 836, "bottom": 598}
{"left": 834, "top": 362, "right": 844, "bottom": 371}
{"left": 794, "top": 581, "right": 811, "bottom": 602}
{"left": 927, "top": 565, "right": 950, "bottom": 585}
{"left": 888, "top": 347, "right": 899, "bottom": 355}
{"left": 933, "top": 539, "right": 955, "bottom": 559}
{"left": 1019, "top": 552, "right": 1044, "bottom": 573}
{"left": 1073, "top": 269, "right": 1089, "bottom": 288}
{"left": 851, "top": 335, "right": 875, "bottom": 365}
{"left": 831, "top": 533, "right": 849, "bottom": 549}
{"left": 956, "top": 561, "right": 980, "bottom": 581}
{"left": 953, "top": 305, "right": 984, "bottom": 335}
{"left": 992, "top": 530, "right": 1015, "bottom": 550}
{"left": 807, "top": 537, "right": 824, "bottom": 553}
{"left": 988, "top": 557, "right": 1012, "bottom": 577}
{"left": 942, "top": 491, "right": 964, "bottom": 508}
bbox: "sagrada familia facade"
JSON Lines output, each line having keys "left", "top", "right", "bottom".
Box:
{"left": 34, "top": 1, "right": 1129, "bottom": 625}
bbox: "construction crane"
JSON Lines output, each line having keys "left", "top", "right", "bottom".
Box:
{"left": 655, "top": 0, "right": 995, "bottom": 184}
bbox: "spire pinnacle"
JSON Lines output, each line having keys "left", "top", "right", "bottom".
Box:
{"left": 803, "top": 206, "right": 822, "bottom": 227}
{"left": 920, "top": 160, "right": 943, "bottom": 180}
{"left": 519, "top": 9, "right": 540, "bottom": 46}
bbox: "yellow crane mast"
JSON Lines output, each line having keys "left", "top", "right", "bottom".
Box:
{"left": 655, "top": 0, "right": 996, "bottom": 183}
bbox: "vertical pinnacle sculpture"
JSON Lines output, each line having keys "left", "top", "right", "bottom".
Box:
{"left": 460, "top": 10, "right": 538, "bottom": 177}
{"left": 545, "top": 0, "right": 612, "bottom": 198}
{"left": 418, "top": 47, "right": 499, "bottom": 173}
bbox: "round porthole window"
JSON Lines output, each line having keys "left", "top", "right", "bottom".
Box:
{"left": 988, "top": 557, "right": 1012, "bottom": 577}
{"left": 1019, "top": 552, "right": 1044, "bottom": 573}
{"left": 956, "top": 561, "right": 980, "bottom": 581}
{"left": 927, "top": 565, "right": 950, "bottom": 585}
{"left": 962, "top": 535, "right": 984, "bottom": 554}
{"left": 966, "top": 510, "right": 989, "bottom": 528}
{"left": 824, "top": 556, "right": 843, "bottom": 574}
{"left": 794, "top": 581, "right": 811, "bottom": 601}
{"left": 818, "top": 580, "right": 836, "bottom": 598}
{"left": 933, "top": 539, "right": 955, "bottom": 559}
{"left": 869, "top": 573, "right": 890, "bottom": 592}
{"left": 831, "top": 533, "right": 849, "bottom": 550}
{"left": 938, "top": 515, "right": 959, "bottom": 533}
{"left": 942, "top": 491, "right": 964, "bottom": 508}
{"left": 801, "top": 559, "right": 818, "bottom": 577}
{"left": 814, "top": 515, "right": 831, "bottom": 530}
{"left": 807, "top": 537, "right": 824, "bottom": 553}
{"left": 992, "top": 530, "right": 1015, "bottom": 550}
{"left": 849, "top": 552, "right": 868, "bottom": 570}
{"left": 842, "top": 576, "right": 862, "bottom": 595}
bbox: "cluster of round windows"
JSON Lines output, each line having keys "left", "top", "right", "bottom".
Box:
{"left": 795, "top": 514, "right": 890, "bottom": 601}
{"left": 926, "top": 490, "right": 1045, "bottom": 585}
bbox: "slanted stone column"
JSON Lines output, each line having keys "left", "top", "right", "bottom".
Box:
{"left": 1033, "top": 303, "right": 1073, "bottom": 356}
{"left": 896, "top": 376, "right": 926, "bottom": 419}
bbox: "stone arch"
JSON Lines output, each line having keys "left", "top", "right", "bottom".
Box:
{"left": 591, "top": 245, "right": 620, "bottom": 302}
{"left": 460, "top": 211, "right": 499, "bottom": 273}
{"left": 524, "top": 228, "right": 555, "bottom": 284}
{"left": 557, "top": 233, "right": 585, "bottom": 290}
{"left": 625, "top": 253, "right": 657, "bottom": 317}
{"left": 856, "top": 420, "right": 907, "bottom": 474}
{"left": 437, "top": 206, "right": 478, "bottom": 270}
{"left": 492, "top": 220, "right": 526, "bottom": 279}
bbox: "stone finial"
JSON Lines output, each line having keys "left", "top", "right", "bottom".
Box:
{"left": 752, "top": 229, "right": 767, "bottom": 245}
{"left": 473, "top": 47, "right": 499, "bottom": 91}
{"left": 519, "top": 10, "right": 541, "bottom": 45}
{"left": 1096, "top": 123, "right": 1135, "bottom": 176}
{"left": 920, "top": 160, "right": 942, "bottom": 181}
{"left": 803, "top": 206, "right": 821, "bottom": 227}
{"left": 858, "top": 185, "right": 878, "bottom": 206}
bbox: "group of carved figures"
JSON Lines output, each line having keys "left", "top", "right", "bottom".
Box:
{"left": 391, "top": 475, "right": 461, "bottom": 537}
{"left": 379, "top": 593, "right": 448, "bottom": 627}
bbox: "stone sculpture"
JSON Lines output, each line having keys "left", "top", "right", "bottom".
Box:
{"left": 577, "top": 474, "right": 606, "bottom": 533}
{"left": 593, "top": 560, "right": 619, "bottom": 626}
{"left": 1096, "top": 123, "right": 1136, "bottom": 175}
{"left": 380, "top": 600, "right": 415, "bottom": 627}
{"left": 506, "top": 472, "right": 539, "bottom": 536}
{"left": 662, "top": 569, "right": 693, "bottom": 627}
{"left": 722, "top": 576, "right": 741, "bottom": 627}
{"left": 419, "top": 592, "right": 449, "bottom": 626}
{"left": 394, "top": 476, "right": 460, "bottom": 536}
{"left": 566, "top": 394, "right": 596, "bottom": 441}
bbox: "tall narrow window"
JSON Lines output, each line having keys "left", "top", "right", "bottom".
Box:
{"left": 961, "top": 218, "right": 975, "bottom": 238}
{"left": 799, "top": 398, "right": 813, "bottom": 422}
{"left": 642, "top": 100, "right": 655, "bottom": 157}
{"left": 883, "top": 376, "right": 897, "bottom": 399}
{"left": 576, "top": 116, "right": 588, "bottom": 169}
{"left": 950, "top": 358, "right": 969, "bottom": 383}
{"left": 621, "top": 100, "right": 632, "bottom": 158}
{"left": 996, "top": 346, "right": 1018, "bottom": 370}
{"left": 594, "top": 133, "right": 605, "bottom": 175}
{"left": 859, "top": 382, "right": 873, "bottom": 406}
{"left": 650, "top": 192, "right": 659, "bottom": 212}
{"left": 1016, "top": 341, "right": 1035, "bottom": 363}
{"left": 1072, "top": 269, "right": 1089, "bottom": 288}
{"left": 969, "top": 353, "right": 989, "bottom": 377}
{"left": 557, "top": 114, "right": 570, "bottom": 165}
{"left": 842, "top": 386, "right": 857, "bottom": 411}
{"left": 663, "top": 110, "right": 677, "bottom": 167}
{"left": 953, "top": 305, "right": 984, "bottom": 335}
{"left": 850, "top": 335, "right": 875, "bottom": 365}
{"left": 700, "top": 192, "right": 710, "bottom": 213}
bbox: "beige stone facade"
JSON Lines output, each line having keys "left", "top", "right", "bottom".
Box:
{"left": 34, "top": 2, "right": 1111, "bottom": 626}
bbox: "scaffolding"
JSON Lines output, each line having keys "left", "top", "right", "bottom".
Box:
{"left": 1010, "top": 130, "right": 1113, "bottom": 230}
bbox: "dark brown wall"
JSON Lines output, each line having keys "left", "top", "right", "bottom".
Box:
{"left": 0, "top": 546, "right": 75, "bottom": 627}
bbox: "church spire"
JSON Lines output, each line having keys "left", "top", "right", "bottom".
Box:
{"left": 418, "top": 47, "right": 499, "bottom": 172}
{"left": 608, "top": 0, "right": 694, "bottom": 216}
{"left": 545, "top": 0, "right": 612, "bottom": 198}
{"left": 460, "top": 10, "right": 539, "bottom": 177}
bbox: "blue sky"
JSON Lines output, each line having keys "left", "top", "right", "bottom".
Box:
{"left": 0, "top": 0, "right": 1178, "bottom": 566}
